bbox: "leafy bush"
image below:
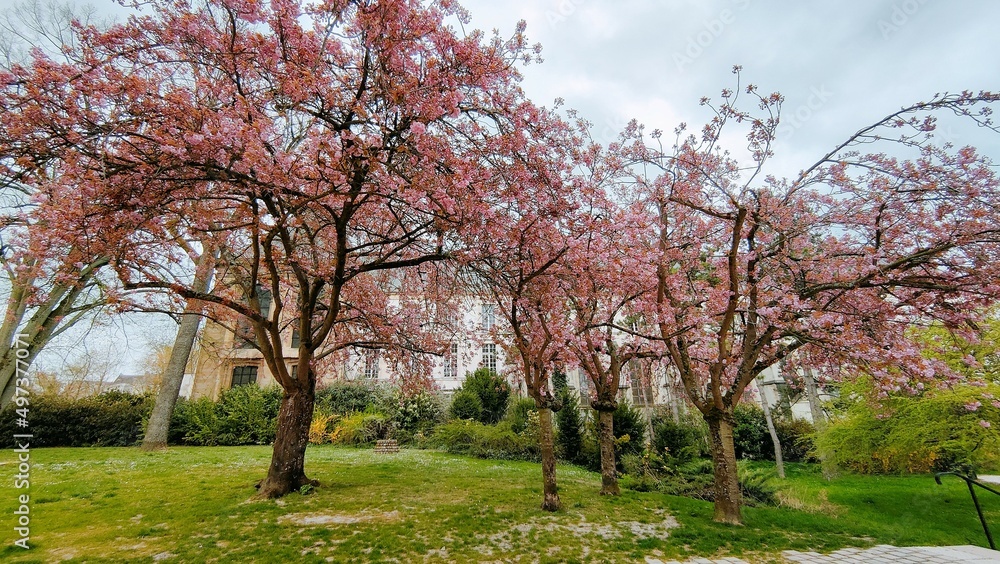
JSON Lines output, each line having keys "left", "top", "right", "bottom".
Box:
{"left": 430, "top": 419, "right": 539, "bottom": 461}
{"left": 506, "top": 397, "right": 537, "bottom": 433}
{"left": 314, "top": 381, "right": 391, "bottom": 415}
{"left": 620, "top": 453, "right": 779, "bottom": 506}
{"left": 331, "top": 410, "right": 394, "bottom": 446}
{"left": 815, "top": 380, "right": 1000, "bottom": 474}
{"left": 0, "top": 391, "right": 153, "bottom": 448}
{"left": 169, "top": 396, "right": 221, "bottom": 445}
{"left": 457, "top": 368, "right": 511, "bottom": 424}
{"left": 0, "top": 391, "right": 154, "bottom": 448}
{"left": 168, "top": 385, "right": 282, "bottom": 446}
{"left": 612, "top": 402, "right": 647, "bottom": 459}
{"left": 309, "top": 412, "right": 338, "bottom": 444}
{"left": 555, "top": 391, "right": 584, "bottom": 463}
{"left": 774, "top": 418, "right": 816, "bottom": 463}
{"left": 651, "top": 412, "right": 707, "bottom": 463}
{"left": 212, "top": 385, "right": 282, "bottom": 445}
{"left": 449, "top": 389, "right": 483, "bottom": 421}
{"left": 732, "top": 403, "right": 770, "bottom": 460}
{"left": 389, "top": 389, "right": 444, "bottom": 437}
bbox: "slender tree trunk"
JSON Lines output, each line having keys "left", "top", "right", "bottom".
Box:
{"left": 706, "top": 412, "right": 742, "bottom": 525}
{"left": 803, "top": 368, "right": 825, "bottom": 425}
{"left": 140, "top": 315, "right": 203, "bottom": 449}
{"left": 141, "top": 249, "right": 215, "bottom": 451}
{"left": 758, "top": 386, "right": 785, "bottom": 479}
{"left": 804, "top": 368, "right": 837, "bottom": 480}
{"left": 256, "top": 383, "right": 319, "bottom": 498}
{"left": 597, "top": 408, "right": 620, "bottom": 495}
{"left": 538, "top": 406, "right": 561, "bottom": 511}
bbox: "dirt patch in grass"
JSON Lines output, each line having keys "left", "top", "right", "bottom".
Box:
{"left": 279, "top": 510, "right": 401, "bottom": 526}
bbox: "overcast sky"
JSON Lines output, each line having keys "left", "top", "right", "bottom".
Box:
{"left": 28, "top": 0, "right": 1000, "bottom": 376}
{"left": 462, "top": 0, "right": 1000, "bottom": 175}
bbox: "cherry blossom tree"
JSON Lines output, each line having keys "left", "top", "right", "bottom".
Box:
{"left": 555, "top": 139, "right": 662, "bottom": 496}
{"left": 636, "top": 69, "right": 1000, "bottom": 524}
{"left": 0, "top": 0, "right": 548, "bottom": 497}
{"left": 462, "top": 100, "right": 583, "bottom": 511}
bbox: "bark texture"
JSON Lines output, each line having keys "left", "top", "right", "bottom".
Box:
{"left": 597, "top": 407, "right": 620, "bottom": 496}
{"left": 706, "top": 412, "right": 742, "bottom": 525}
{"left": 255, "top": 385, "right": 319, "bottom": 498}
{"left": 538, "top": 407, "right": 561, "bottom": 511}
{"left": 142, "top": 250, "right": 215, "bottom": 450}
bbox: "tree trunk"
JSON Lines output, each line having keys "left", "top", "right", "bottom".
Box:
{"left": 142, "top": 249, "right": 215, "bottom": 451}
{"left": 255, "top": 384, "right": 319, "bottom": 498}
{"left": 538, "top": 406, "right": 561, "bottom": 511}
{"left": 804, "top": 368, "right": 837, "bottom": 480}
{"left": 803, "top": 368, "right": 825, "bottom": 425}
{"left": 706, "top": 412, "right": 742, "bottom": 525}
{"left": 140, "top": 313, "right": 203, "bottom": 450}
{"left": 597, "top": 408, "right": 620, "bottom": 495}
{"left": 758, "top": 385, "right": 785, "bottom": 479}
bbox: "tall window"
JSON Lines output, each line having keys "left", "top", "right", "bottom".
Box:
{"left": 291, "top": 328, "right": 301, "bottom": 348}
{"left": 363, "top": 351, "right": 380, "bottom": 379}
{"left": 443, "top": 342, "right": 459, "bottom": 378}
{"left": 231, "top": 365, "right": 258, "bottom": 387}
{"left": 481, "top": 343, "right": 497, "bottom": 373}
{"left": 578, "top": 368, "right": 591, "bottom": 407}
{"left": 481, "top": 303, "right": 495, "bottom": 331}
{"left": 235, "top": 286, "right": 272, "bottom": 348}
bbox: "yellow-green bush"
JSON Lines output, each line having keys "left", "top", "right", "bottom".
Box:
{"left": 815, "top": 379, "right": 1000, "bottom": 474}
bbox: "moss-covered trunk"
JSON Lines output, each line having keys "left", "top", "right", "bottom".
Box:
{"left": 597, "top": 408, "right": 620, "bottom": 496}
{"left": 538, "top": 406, "right": 561, "bottom": 511}
{"left": 706, "top": 411, "right": 742, "bottom": 525}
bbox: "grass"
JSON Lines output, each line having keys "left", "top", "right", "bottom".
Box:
{"left": 0, "top": 447, "right": 996, "bottom": 563}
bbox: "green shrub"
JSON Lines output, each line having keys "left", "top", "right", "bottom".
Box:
{"left": 0, "top": 391, "right": 153, "bottom": 448}
{"left": 331, "top": 410, "right": 393, "bottom": 445}
{"left": 774, "top": 418, "right": 816, "bottom": 463}
{"left": 506, "top": 397, "right": 537, "bottom": 433}
{"left": 651, "top": 412, "right": 707, "bottom": 462}
{"left": 815, "top": 380, "right": 1000, "bottom": 474}
{"left": 458, "top": 368, "right": 511, "bottom": 424}
{"left": 555, "top": 391, "right": 584, "bottom": 463}
{"left": 612, "top": 402, "right": 647, "bottom": 459}
{"left": 388, "top": 389, "right": 444, "bottom": 440}
{"left": 732, "top": 403, "right": 769, "bottom": 460}
{"left": 314, "top": 381, "right": 391, "bottom": 415}
{"left": 430, "top": 419, "right": 539, "bottom": 461}
{"left": 169, "top": 396, "right": 221, "bottom": 445}
{"left": 214, "top": 385, "right": 282, "bottom": 445}
{"left": 168, "top": 386, "right": 281, "bottom": 446}
{"left": 449, "top": 389, "right": 483, "bottom": 421}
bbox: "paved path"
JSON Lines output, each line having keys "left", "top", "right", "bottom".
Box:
{"left": 649, "top": 544, "right": 1000, "bottom": 563}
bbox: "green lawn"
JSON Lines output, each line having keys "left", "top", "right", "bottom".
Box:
{"left": 0, "top": 447, "right": 996, "bottom": 563}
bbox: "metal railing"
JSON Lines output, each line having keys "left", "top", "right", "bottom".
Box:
{"left": 935, "top": 472, "right": 999, "bottom": 550}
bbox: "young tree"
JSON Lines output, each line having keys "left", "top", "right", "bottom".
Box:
{"left": 1, "top": 0, "right": 549, "bottom": 497}
{"left": 637, "top": 69, "right": 1000, "bottom": 524}
{"left": 559, "top": 199, "right": 660, "bottom": 496}
{"left": 463, "top": 105, "right": 581, "bottom": 510}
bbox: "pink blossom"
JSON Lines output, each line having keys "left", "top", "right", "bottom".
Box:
{"left": 980, "top": 420, "right": 992, "bottom": 429}
{"left": 965, "top": 401, "right": 982, "bottom": 411}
